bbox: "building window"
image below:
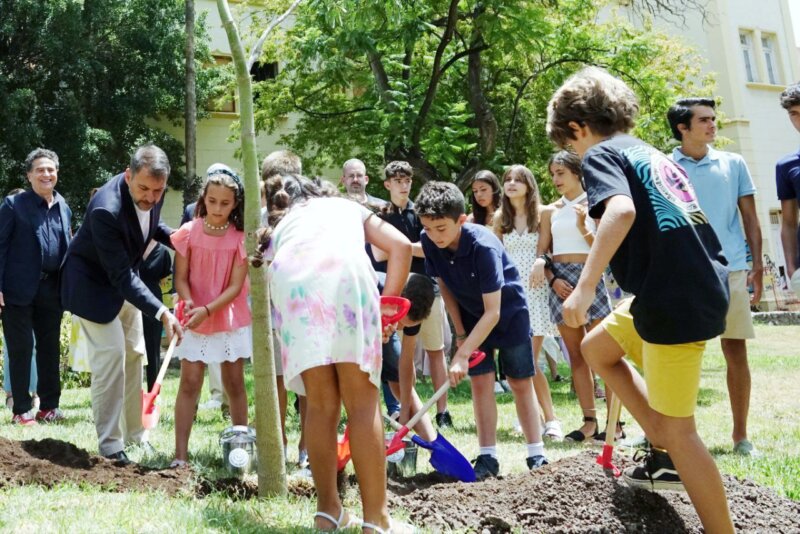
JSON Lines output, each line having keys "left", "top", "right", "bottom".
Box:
{"left": 251, "top": 61, "right": 278, "bottom": 82}
{"left": 739, "top": 31, "right": 759, "bottom": 83}
{"left": 761, "top": 34, "right": 781, "bottom": 85}
{"left": 208, "top": 55, "right": 236, "bottom": 113}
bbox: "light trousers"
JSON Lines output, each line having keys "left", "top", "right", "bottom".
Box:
{"left": 78, "top": 301, "right": 146, "bottom": 456}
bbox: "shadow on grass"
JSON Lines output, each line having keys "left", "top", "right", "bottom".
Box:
{"left": 696, "top": 387, "right": 725, "bottom": 407}
{"left": 201, "top": 500, "right": 311, "bottom": 533}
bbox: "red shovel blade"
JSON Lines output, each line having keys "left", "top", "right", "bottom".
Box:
{"left": 596, "top": 444, "right": 621, "bottom": 477}
{"left": 337, "top": 426, "right": 351, "bottom": 471}
{"left": 141, "top": 383, "right": 162, "bottom": 429}
{"left": 386, "top": 350, "right": 486, "bottom": 455}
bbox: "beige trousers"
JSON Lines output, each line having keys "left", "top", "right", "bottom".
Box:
{"left": 78, "top": 301, "right": 146, "bottom": 456}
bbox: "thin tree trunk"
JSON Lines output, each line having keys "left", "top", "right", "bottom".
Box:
{"left": 184, "top": 0, "right": 199, "bottom": 206}
{"left": 217, "top": 0, "right": 286, "bottom": 497}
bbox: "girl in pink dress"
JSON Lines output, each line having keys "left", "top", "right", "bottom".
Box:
{"left": 255, "top": 174, "right": 412, "bottom": 533}
{"left": 171, "top": 166, "right": 251, "bottom": 468}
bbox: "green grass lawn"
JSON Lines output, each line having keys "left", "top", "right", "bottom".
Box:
{"left": 0, "top": 324, "right": 797, "bottom": 532}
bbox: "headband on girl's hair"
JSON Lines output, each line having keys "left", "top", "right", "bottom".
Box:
{"left": 208, "top": 167, "right": 244, "bottom": 198}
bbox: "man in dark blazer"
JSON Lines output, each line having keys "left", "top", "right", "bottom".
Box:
{"left": 61, "top": 144, "right": 183, "bottom": 463}
{"left": 0, "top": 148, "right": 72, "bottom": 425}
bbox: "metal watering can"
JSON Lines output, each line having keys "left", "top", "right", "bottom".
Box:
{"left": 220, "top": 425, "right": 257, "bottom": 476}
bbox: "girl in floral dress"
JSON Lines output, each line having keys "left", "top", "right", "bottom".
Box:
{"left": 256, "top": 174, "right": 411, "bottom": 533}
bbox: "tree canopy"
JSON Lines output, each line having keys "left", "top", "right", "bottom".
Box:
{"left": 0, "top": 0, "right": 217, "bottom": 213}
{"left": 251, "top": 0, "right": 713, "bottom": 202}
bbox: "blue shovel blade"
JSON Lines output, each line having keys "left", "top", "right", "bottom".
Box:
{"left": 412, "top": 433, "right": 476, "bottom": 483}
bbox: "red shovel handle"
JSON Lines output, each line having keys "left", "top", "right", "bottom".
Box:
{"left": 380, "top": 296, "right": 411, "bottom": 327}
{"left": 175, "top": 300, "right": 187, "bottom": 326}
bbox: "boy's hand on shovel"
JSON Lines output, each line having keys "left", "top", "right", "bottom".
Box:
{"left": 448, "top": 351, "right": 471, "bottom": 387}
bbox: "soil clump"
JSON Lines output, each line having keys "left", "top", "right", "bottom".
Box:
{"left": 388, "top": 451, "right": 800, "bottom": 532}
{"left": 0, "top": 437, "right": 191, "bottom": 495}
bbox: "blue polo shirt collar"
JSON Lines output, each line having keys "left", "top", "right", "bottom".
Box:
{"left": 452, "top": 224, "right": 475, "bottom": 258}
{"left": 672, "top": 145, "right": 720, "bottom": 166}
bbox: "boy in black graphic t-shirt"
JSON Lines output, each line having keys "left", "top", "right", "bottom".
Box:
{"left": 546, "top": 67, "right": 733, "bottom": 534}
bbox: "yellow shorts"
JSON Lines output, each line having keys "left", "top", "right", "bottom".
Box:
{"left": 601, "top": 298, "right": 706, "bottom": 418}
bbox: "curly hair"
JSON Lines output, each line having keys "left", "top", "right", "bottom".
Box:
{"left": 251, "top": 174, "right": 340, "bottom": 267}
{"left": 496, "top": 165, "right": 541, "bottom": 235}
{"left": 547, "top": 67, "right": 639, "bottom": 149}
{"left": 25, "top": 148, "right": 59, "bottom": 172}
{"left": 402, "top": 274, "right": 435, "bottom": 323}
{"left": 414, "top": 181, "right": 466, "bottom": 221}
{"left": 469, "top": 170, "right": 501, "bottom": 225}
{"left": 780, "top": 82, "right": 800, "bottom": 110}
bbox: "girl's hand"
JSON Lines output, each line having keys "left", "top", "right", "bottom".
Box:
{"left": 530, "top": 258, "right": 547, "bottom": 288}
{"left": 551, "top": 278, "right": 574, "bottom": 300}
{"left": 381, "top": 322, "right": 397, "bottom": 344}
{"left": 183, "top": 299, "right": 194, "bottom": 313}
{"left": 184, "top": 305, "right": 210, "bottom": 329}
{"left": 573, "top": 204, "right": 588, "bottom": 231}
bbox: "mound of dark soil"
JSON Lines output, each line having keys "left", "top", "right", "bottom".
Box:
{"left": 388, "top": 451, "right": 800, "bottom": 533}
{"left": 0, "top": 437, "right": 191, "bottom": 495}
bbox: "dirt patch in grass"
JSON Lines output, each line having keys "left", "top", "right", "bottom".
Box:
{"left": 388, "top": 451, "right": 800, "bottom": 533}
{"left": 0, "top": 437, "right": 191, "bottom": 495}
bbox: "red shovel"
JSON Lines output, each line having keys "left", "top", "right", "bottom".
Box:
{"left": 141, "top": 301, "right": 184, "bottom": 429}
{"left": 596, "top": 393, "right": 622, "bottom": 477}
{"left": 336, "top": 296, "right": 411, "bottom": 471}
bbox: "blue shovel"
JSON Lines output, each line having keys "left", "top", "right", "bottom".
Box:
{"left": 382, "top": 350, "right": 486, "bottom": 483}
{"left": 384, "top": 412, "right": 476, "bottom": 482}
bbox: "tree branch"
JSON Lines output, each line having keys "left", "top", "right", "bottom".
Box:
{"left": 439, "top": 43, "right": 490, "bottom": 77}
{"left": 246, "top": 0, "right": 303, "bottom": 72}
{"left": 504, "top": 56, "right": 597, "bottom": 153}
{"left": 410, "top": 0, "right": 460, "bottom": 148}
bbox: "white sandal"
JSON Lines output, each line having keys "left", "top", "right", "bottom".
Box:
{"left": 314, "top": 508, "right": 362, "bottom": 531}
{"left": 169, "top": 459, "right": 188, "bottom": 469}
{"left": 361, "top": 519, "right": 414, "bottom": 534}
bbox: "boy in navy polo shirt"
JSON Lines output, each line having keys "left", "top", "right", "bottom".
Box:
{"left": 777, "top": 81, "right": 800, "bottom": 296}
{"left": 547, "top": 67, "right": 732, "bottom": 533}
{"left": 415, "top": 181, "right": 547, "bottom": 479}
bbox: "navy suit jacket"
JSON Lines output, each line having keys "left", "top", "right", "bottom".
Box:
{"left": 0, "top": 190, "right": 72, "bottom": 306}
{"left": 60, "top": 173, "right": 173, "bottom": 323}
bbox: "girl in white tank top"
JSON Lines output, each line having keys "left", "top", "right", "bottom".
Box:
{"left": 493, "top": 165, "right": 562, "bottom": 441}
{"left": 531, "top": 151, "right": 616, "bottom": 443}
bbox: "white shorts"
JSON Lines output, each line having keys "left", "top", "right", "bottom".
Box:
{"left": 175, "top": 326, "right": 252, "bottom": 364}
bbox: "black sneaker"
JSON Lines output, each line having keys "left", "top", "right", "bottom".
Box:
{"left": 435, "top": 410, "right": 453, "bottom": 429}
{"left": 622, "top": 448, "right": 684, "bottom": 491}
{"left": 526, "top": 455, "right": 548, "bottom": 469}
{"left": 472, "top": 454, "right": 499, "bottom": 481}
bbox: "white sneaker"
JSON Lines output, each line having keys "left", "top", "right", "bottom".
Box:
{"left": 500, "top": 380, "right": 510, "bottom": 392}
{"left": 512, "top": 419, "right": 522, "bottom": 434}
{"left": 298, "top": 449, "right": 309, "bottom": 468}
{"left": 542, "top": 420, "right": 563, "bottom": 441}
{"left": 493, "top": 381, "right": 505, "bottom": 395}
{"left": 198, "top": 399, "right": 223, "bottom": 410}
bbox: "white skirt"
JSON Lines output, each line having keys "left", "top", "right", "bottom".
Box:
{"left": 174, "top": 326, "right": 252, "bottom": 364}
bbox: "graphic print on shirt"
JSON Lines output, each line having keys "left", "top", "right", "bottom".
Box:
{"left": 623, "top": 145, "right": 709, "bottom": 231}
